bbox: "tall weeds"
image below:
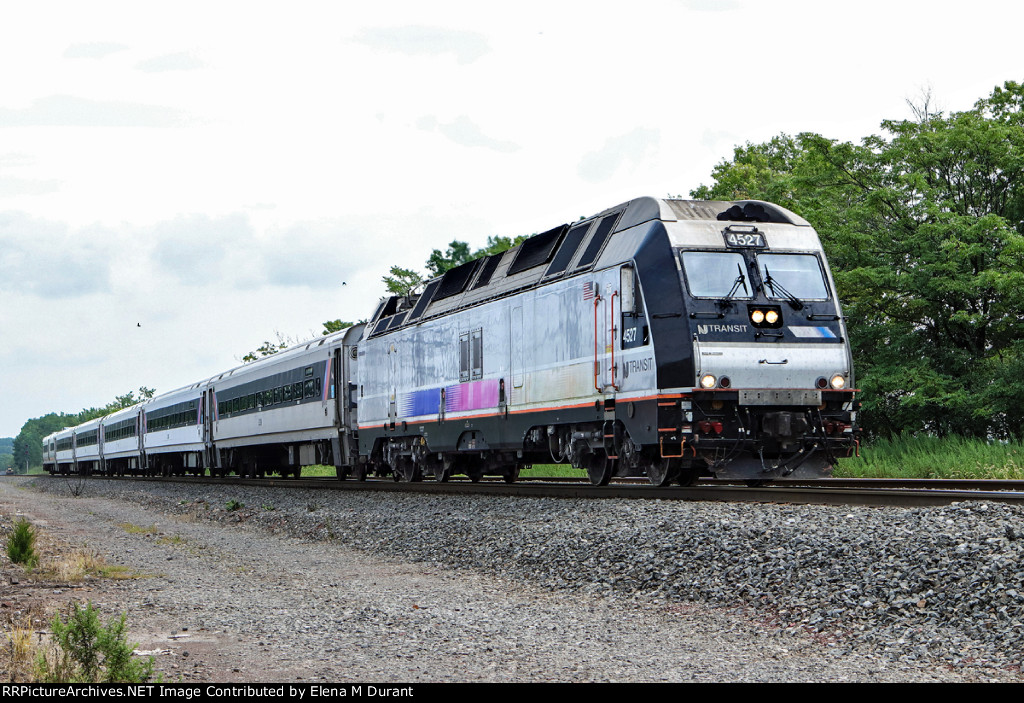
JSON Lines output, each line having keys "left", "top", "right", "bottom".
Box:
{"left": 6, "top": 519, "right": 38, "bottom": 568}
{"left": 836, "top": 433, "right": 1024, "bottom": 479}
{"left": 35, "top": 602, "right": 155, "bottom": 683}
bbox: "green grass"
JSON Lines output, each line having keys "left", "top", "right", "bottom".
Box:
{"left": 117, "top": 522, "right": 158, "bottom": 535}
{"left": 304, "top": 463, "right": 583, "bottom": 478}
{"left": 300, "top": 465, "right": 338, "bottom": 478}
{"left": 519, "top": 464, "right": 584, "bottom": 478}
{"left": 835, "top": 433, "right": 1024, "bottom": 479}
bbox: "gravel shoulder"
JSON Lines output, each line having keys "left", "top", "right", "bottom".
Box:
{"left": 1, "top": 476, "right": 1021, "bottom": 683}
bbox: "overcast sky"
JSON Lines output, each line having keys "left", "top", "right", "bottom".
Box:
{"left": 1, "top": 0, "right": 1021, "bottom": 437}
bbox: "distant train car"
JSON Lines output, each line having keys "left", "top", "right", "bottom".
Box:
{"left": 43, "top": 197, "right": 857, "bottom": 486}
{"left": 70, "top": 417, "right": 103, "bottom": 475}
{"left": 100, "top": 404, "right": 143, "bottom": 476}
{"left": 139, "top": 382, "right": 205, "bottom": 476}
{"left": 42, "top": 433, "right": 57, "bottom": 474}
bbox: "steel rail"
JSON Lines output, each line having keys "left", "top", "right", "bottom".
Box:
{"left": 44, "top": 473, "right": 1024, "bottom": 508}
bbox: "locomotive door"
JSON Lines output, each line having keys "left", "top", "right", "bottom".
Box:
{"left": 388, "top": 343, "right": 397, "bottom": 430}
{"left": 511, "top": 306, "right": 524, "bottom": 390}
{"left": 593, "top": 280, "right": 618, "bottom": 392}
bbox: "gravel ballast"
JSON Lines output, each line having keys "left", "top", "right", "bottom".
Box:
{"left": 3, "top": 476, "right": 1023, "bottom": 682}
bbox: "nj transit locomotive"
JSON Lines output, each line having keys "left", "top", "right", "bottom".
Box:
{"left": 43, "top": 197, "right": 858, "bottom": 486}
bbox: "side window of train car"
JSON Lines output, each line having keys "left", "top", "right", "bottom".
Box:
{"left": 471, "top": 329, "right": 483, "bottom": 380}
{"left": 459, "top": 332, "right": 470, "bottom": 382}
{"left": 459, "top": 329, "right": 484, "bottom": 382}
{"left": 620, "top": 265, "right": 649, "bottom": 348}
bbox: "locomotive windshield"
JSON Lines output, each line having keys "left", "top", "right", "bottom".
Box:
{"left": 680, "top": 251, "right": 752, "bottom": 299}
{"left": 756, "top": 253, "right": 829, "bottom": 300}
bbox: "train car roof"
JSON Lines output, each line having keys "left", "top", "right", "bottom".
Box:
{"left": 204, "top": 321, "right": 365, "bottom": 386}
{"left": 365, "top": 197, "right": 812, "bottom": 337}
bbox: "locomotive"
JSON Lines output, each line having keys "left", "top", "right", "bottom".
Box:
{"left": 43, "top": 197, "right": 859, "bottom": 486}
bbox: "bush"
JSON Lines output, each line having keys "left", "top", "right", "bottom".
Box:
{"left": 7, "top": 518, "right": 38, "bottom": 568}
{"left": 35, "top": 601, "right": 155, "bottom": 683}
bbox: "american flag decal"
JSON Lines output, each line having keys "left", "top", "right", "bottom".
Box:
{"left": 582, "top": 281, "right": 595, "bottom": 300}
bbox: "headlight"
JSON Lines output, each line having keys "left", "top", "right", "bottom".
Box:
{"left": 765, "top": 310, "right": 779, "bottom": 324}
{"left": 750, "top": 310, "right": 765, "bottom": 324}
{"left": 700, "top": 374, "right": 717, "bottom": 389}
{"left": 830, "top": 374, "right": 846, "bottom": 389}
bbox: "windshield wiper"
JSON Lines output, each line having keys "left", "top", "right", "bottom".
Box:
{"left": 720, "top": 263, "right": 748, "bottom": 304}
{"left": 762, "top": 267, "right": 804, "bottom": 311}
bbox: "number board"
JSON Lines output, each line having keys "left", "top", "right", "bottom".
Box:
{"left": 723, "top": 231, "right": 767, "bottom": 248}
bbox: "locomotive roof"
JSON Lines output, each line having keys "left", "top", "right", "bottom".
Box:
{"left": 366, "top": 196, "right": 811, "bottom": 337}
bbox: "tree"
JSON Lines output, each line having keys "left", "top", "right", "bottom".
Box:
{"left": 240, "top": 331, "right": 296, "bottom": 363}
{"left": 110, "top": 387, "right": 155, "bottom": 411}
{"left": 425, "top": 240, "right": 473, "bottom": 277}
{"left": 321, "top": 320, "right": 355, "bottom": 335}
{"left": 382, "top": 265, "right": 425, "bottom": 297}
{"left": 388, "top": 234, "right": 529, "bottom": 296}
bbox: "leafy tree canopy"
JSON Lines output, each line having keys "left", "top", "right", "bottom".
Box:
{"left": 321, "top": 319, "right": 356, "bottom": 335}
{"left": 241, "top": 320, "right": 358, "bottom": 362}
{"left": 388, "top": 235, "right": 529, "bottom": 297}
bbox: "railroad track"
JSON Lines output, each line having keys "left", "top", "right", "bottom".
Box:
{"left": 40, "top": 473, "right": 1024, "bottom": 508}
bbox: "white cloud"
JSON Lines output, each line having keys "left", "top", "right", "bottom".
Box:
{"left": 150, "top": 213, "right": 255, "bottom": 283}
{"left": 63, "top": 42, "right": 130, "bottom": 59}
{"left": 578, "top": 128, "right": 661, "bottom": 183}
{"left": 0, "top": 177, "right": 60, "bottom": 197}
{"left": 683, "top": 0, "right": 741, "bottom": 11}
{"left": 0, "top": 212, "right": 112, "bottom": 297}
{"left": 417, "top": 115, "right": 519, "bottom": 153}
{"left": 353, "top": 25, "right": 490, "bottom": 65}
{"left": 0, "top": 95, "right": 187, "bottom": 128}
{"left": 135, "top": 52, "right": 205, "bottom": 73}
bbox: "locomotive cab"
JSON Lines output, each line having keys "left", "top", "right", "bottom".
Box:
{"left": 631, "top": 200, "right": 858, "bottom": 481}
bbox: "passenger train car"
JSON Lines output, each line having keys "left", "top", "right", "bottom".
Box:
{"left": 43, "top": 197, "right": 859, "bottom": 485}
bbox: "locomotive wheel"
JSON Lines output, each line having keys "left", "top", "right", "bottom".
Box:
{"left": 585, "top": 453, "right": 614, "bottom": 486}
{"left": 395, "top": 457, "right": 423, "bottom": 482}
{"left": 645, "top": 458, "right": 679, "bottom": 487}
{"left": 676, "top": 466, "right": 700, "bottom": 486}
{"left": 433, "top": 463, "right": 451, "bottom": 482}
{"left": 502, "top": 464, "right": 520, "bottom": 484}
{"left": 460, "top": 456, "right": 484, "bottom": 483}
{"left": 353, "top": 463, "right": 367, "bottom": 482}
